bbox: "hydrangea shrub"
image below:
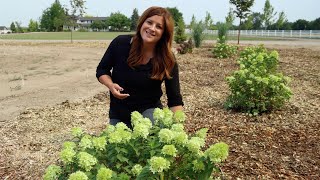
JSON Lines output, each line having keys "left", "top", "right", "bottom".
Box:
{"left": 225, "top": 45, "right": 292, "bottom": 115}
{"left": 212, "top": 38, "right": 238, "bottom": 59}
{"left": 44, "top": 108, "right": 229, "bottom": 180}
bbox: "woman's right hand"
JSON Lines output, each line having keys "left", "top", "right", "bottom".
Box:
{"left": 109, "top": 83, "right": 130, "bottom": 99}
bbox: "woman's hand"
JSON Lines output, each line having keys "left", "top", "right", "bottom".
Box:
{"left": 109, "top": 83, "right": 130, "bottom": 100}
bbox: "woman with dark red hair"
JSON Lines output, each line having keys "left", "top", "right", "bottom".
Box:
{"left": 96, "top": 6, "right": 183, "bottom": 128}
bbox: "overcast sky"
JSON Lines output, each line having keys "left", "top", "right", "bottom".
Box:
{"left": 1, "top": 0, "right": 318, "bottom": 27}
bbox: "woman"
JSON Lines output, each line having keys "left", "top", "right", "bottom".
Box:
{"left": 96, "top": 6, "right": 183, "bottom": 128}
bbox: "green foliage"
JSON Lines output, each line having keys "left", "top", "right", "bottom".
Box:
{"left": 229, "top": 0, "right": 254, "bottom": 44}
{"left": 44, "top": 108, "right": 229, "bottom": 179}
{"left": 177, "top": 38, "right": 193, "bottom": 54}
{"left": 166, "top": 7, "right": 183, "bottom": 27}
{"left": 40, "top": 0, "right": 66, "bottom": 31}
{"left": 262, "top": 0, "right": 277, "bottom": 29}
{"left": 107, "top": 12, "right": 131, "bottom": 31}
{"left": 225, "top": 45, "right": 293, "bottom": 115}
{"left": 217, "top": 23, "right": 229, "bottom": 44}
{"left": 174, "top": 18, "right": 187, "bottom": 44}
{"left": 10, "top": 22, "right": 16, "bottom": 33}
{"left": 192, "top": 21, "right": 205, "bottom": 48}
{"left": 28, "top": 19, "right": 39, "bottom": 32}
{"left": 130, "top": 8, "right": 139, "bottom": 31}
{"left": 212, "top": 41, "right": 238, "bottom": 59}
{"left": 90, "top": 20, "right": 105, "bottom": 31}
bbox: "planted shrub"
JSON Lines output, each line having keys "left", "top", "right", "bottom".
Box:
{"left": 192, "top": 21, "right": 205, "bottom": 48}
{"left": 174, "top": 18, "right": 187, "bottom": 44}
{"left": 212, "top": 40, "right": 238, "bottom": 59}
{"left": 217, "top": 23, "right": 229, "bottom": 44}
{"left": 225, "top": 46, "right": 292, "bottom": 115}
{"left": 44, "top": 108, "right": 229, "bottom": 180}
{"left": 177, "top": 38, "right": 193, "bottom": 54}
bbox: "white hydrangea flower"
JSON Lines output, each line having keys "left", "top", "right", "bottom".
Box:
{"left": 149, "top": 156, "right": 170, "bottom": 174}
{"left": 77, "top": 152, "right": 97, "bottom": 172}
{"left": 158, "top": 129, "right": 174, "bottom": 143}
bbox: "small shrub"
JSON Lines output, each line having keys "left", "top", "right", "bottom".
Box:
{"left": 174, "top": 18, "right": 187, "bottom": 44}
{"left": 217, "top": 23, "right": 229, "bottom": 44}
{"left": 192, "top": 21, "right": 205, "bottom": 48}
{"left": 225, "top": 46, "right": 292, "bottom": 115}
{"left": 43, "top": 108, "right": 229, "bottom": 180}
{"left": 212, "top": 42, "right": 238, "bottom": 59}
{"left": 177, "top": 38, "right": 193, "bottom": 54}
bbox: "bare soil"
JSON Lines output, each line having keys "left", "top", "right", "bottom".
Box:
{"left": 0, "top": 39, "right": 319, "bottom": 179}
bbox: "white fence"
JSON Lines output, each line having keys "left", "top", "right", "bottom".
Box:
{"left": 186, "top": 29, "right": 320, "bottom": 39}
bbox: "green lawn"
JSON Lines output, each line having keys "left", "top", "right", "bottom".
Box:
{"left": 0, "top": 31, "right": 294, "bottom": 41}
{"left": 0, "top": 32, "right": 134, "bottom": 40}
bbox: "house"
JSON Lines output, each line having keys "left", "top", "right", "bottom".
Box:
{"left": 0, "top": 26, "right": 12, "bottom": 34}
{"left": 63, "top": 16, "right": 108, "bottom": 31}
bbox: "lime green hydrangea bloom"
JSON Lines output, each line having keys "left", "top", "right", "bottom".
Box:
{"left": 108, "top": 128, "right": 132, "bottom": 144}
{"left": 63, "top": 141, "right": 76, "bottom": 150}
{"left": 153, "top": 108, "right": 165, "bottom": 124}
{"left": 195, "top": 128, "right": 208, "bottom": 139}
{"left": 77, "top": 152, "right": 98, "bottom": 172}
{"left": 96, "top": 167, "right": 113, "bottom": 180}
{"left": 103, "top": 125, "right": 115, "bottom": 135}
{"left": 172, "top": 131, "right": 188, "bottom": 146}
{"left": 131, "top": 111, "right": 144, "bottom": 126}
{"left": 173, "top": 110, "right": 186, "bottom": 123}
{"left": 92, "top": 136, "right": 107, "bottom": 151}
{"left": 71, "top": 127, "right": 83, "bottom": 138}
{"left": 132, "top": 123, "right": 150, "bottom": 139}
{"left": 161, "top": 145, "right": 177, "bottom": 157}
{"left": 68, "top": 171, "right": 88, "bottom": 180}
{"left": 79, "top": 135, "right": 93, "bottom": 150}
{"left": 204, "top": 142, "right": 229, "bottom": 163}
{"left": 192, "top": 159, "right": 205, "bottom": 172}
{"left": 161, "top": 108, "right": 174, "bottom": 126}
{"left": 43, "top": 165, "right": 61, "bottom": 180}
{"left": 115, "top": 122, "right": 131, "bottom": 131}
{"left": 149, "top": 156, "right": 170, "bottom": 174}
{"left": 158, "top": 128, "right": 174, "bottom": 143}
{"left": 171, "top": 123, "right": 184, "bottom": 132}
{"left": 60, "top": 148, "right": 76, "bottom": 164}
{"left": 132, "top": 164, "right": 143, "bottom": 176}
{"left": 186, "top": 137, "right": 204, "bottom": 153}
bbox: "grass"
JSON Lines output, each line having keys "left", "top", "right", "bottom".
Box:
{"left": 0, "top": 32, "right": 134, "bottom": 40}
{"left": 0, "top": 31, "right": 297, "bottom": 41}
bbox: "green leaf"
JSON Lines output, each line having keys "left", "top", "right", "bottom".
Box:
{"left": 136, "top": 165, "right": 155, "bottom": 180}
{"left": 116, "top": 154, "right": 129, "bottom": 163}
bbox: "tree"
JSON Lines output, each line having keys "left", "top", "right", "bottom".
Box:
{"left": 10, "top": 22, "right": 16, "bottom": 33}
{"left": 251, "top": 12, "right": 263, "bottom": 30}
{"left": 189, "top": 15, "right": 196, "bottom": 29}
{"left": 166, "top": 7, "right": 183, "bottom": 26}
{"left": 204, "top": 11, "right": 214, "bottom": 29}
{"left": 68, "top": 0, "right": 86, "bottom": 42}
{"left": 28, "top": 19, "right": 39, "bottom": 32}
{"left": 225, "top": 8, "right": 235, "bottom": 27}
{"left": 262, "top": 0, "right": 277, "bottom": 29}
{"left": 292, "top": 19, "right": 309, "bottom": 30}
{"left": 90, "top": 20, "right": 104, "bottom": 31}
{"left": 275, "top": 11, "right": 287, "bottom": 30}
{"left": 174, "top": 18, "right": 187, "bottom": 44}
{"left": 241, "top": 15, "right": 254, "bottom": 30}
{"left": 107, "top": 12, "right": 131, "bottom": 31}
{"left": 192, "top": 20, "right": 205, "bottom": 48}
{"left": 229, "top": 0, "right": 255, "bottom": 44}
{"left": 309, "top": 17, "right": 320, "bottom": 30}
{"left": 40, "top": 0, "right": 66, "bottom": 31}
{"left": 15, "top": 22, "right": 23, "bottom": 33}
{"left": 130, "top": 8, "right": 139, "bottom": 31}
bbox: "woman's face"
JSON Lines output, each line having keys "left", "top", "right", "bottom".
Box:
{"left": 140, "top": 15, "right": 164, "bottom": 45}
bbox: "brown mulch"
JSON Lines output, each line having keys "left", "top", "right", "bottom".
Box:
{"left": 0, "top": 43, "right": 319, "bottom": 179}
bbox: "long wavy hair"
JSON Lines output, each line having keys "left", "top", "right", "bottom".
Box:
{"left": 127, "top": 6, "right": 175, "bottom": 80}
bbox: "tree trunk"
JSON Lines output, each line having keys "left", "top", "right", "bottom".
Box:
{"left": 237, "top": 19, "right": 241, "bottom": 44}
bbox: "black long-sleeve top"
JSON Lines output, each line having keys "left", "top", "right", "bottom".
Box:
{"left": 96, "top": 35, "right": 183, "bottom": 122}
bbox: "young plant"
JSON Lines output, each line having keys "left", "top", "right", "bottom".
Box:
{"left": 44, "top": 108, "right": 229, "bottom": 179}
{"left": 225, "top": 46, "right": 293, "bottom": 115}
{"left": 212, "top": 41, "right": 238, "bottom": 59}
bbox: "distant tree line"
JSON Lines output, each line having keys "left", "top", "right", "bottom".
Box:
{"left": 8, "top": 0, "right": 320, "bottom": 33}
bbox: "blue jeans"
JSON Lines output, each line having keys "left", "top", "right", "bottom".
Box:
{"left": 109, "top": 108, "right": 155, "bottom": 128}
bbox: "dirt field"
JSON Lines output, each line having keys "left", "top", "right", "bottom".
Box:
{"left": 0, "top": 39, "right": 319, "bottom": 179}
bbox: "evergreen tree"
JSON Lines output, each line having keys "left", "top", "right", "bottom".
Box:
{"left": 130, "top": 8, "right": 139, "bottom": 31}
{"left": 174, "top": 18, "right": 187, "bottom": 44}
{"left": 166, "top": 7, "right": 183, "bottom": 26}
{"left": 10, "top": 22, "right": 16, "bottom": 33}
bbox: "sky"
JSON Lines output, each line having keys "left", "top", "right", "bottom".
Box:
{"left": 0, "top": 0, "right": 319, "bottom": 27}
